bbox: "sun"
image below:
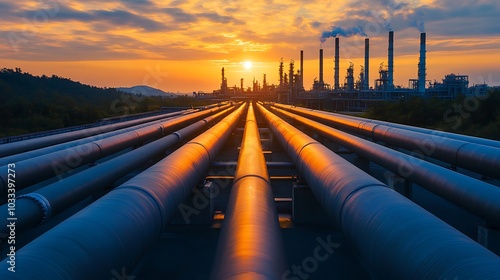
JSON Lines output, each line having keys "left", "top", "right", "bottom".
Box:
{"left": 243, "top": 61, "right": 252, "bottom": 70}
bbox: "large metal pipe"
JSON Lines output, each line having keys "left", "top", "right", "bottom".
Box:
{"left": 0, "top": 104, "right": 231, "bottom": 167}
{"left": 257, "top": 103, "right": 500, "bottom": 279}
{"left": 418, "top": 32, "right": 426, "bottom": 94}
{"left": 0, "top": 107, "right": 235, "bottom": 236}
{"left": 271, "top": 106, "right": 500, "bottom": 228}
{"left": 364, "top": 38, "right": 369, "bottom": 90}
{"left": 0, "top": 109, "right": 196, "bottom": 158}
{"left": 334, "top": 37, "right": 340, "bottom": 90}
{"left": 278, "top": 104, "right": 500, "bottom": 149}
{"left": 300, "top": 50, "right": 304, "bottom": 90}
{"left": 0, "top": 104, "right": 232, "bottom": 196}
{"left": 319, "top": 48, "right": 324, "bottom": 85}
{"left": 272, "top": 103, "right": 500, "bottom": 180}
{"left": 0, "top": 110, "right": 198, "bottom": 167}
{"left": 0, "top": 104, "right": 246, "bottom": 280}
{"left": 356, "top": 116, "right": 500, "bottom": 149}
{"left": 211, "top": 103, "right": 285, "bottom": 279}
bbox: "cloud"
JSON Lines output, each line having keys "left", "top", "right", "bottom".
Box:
{"left": 161, "top": 7, "right": 244, "bottom": 25}
{"left": 0, "top": 2, "right": 16, "bottom": 11}
{"left": 163, "top": 7, "right": 197, "bottom": 23}
{"left": 93, "top": 9, "right": 165, "bottom": 31}
{"left": 321, "top": 26, "right": 368, "bottom": 42}
{"left": 198, "top": 12, "right": 244, "bottom": 24}
{"left": 15, "top": 4, "right": 167, "bottom": 32}
{"left": 0, "top": 0, "right": 499, "bottom": 65}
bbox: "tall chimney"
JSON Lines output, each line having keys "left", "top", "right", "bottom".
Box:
{"left": 279, "top": 59, "right": 284, "bottom": 87}
{"left": 418, "top": 32, "right": 426, "bottom": 94}
{"left": 319, "top": 49, "right": 324, "bottom": 85}
{"left": 334, "top": 37, "right": 340, "bottom": 90}
{"left": 300, "top": 50, "right": 304, "bottom": 90}
{"left": 388, "top": 31, "right": 394, "bottom": 89}
{"left": 364, "top": 38, "right": 369, "bottom": 90}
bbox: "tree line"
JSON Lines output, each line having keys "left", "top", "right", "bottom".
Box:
{"left": 365, "top": 90, "right": 500, "bottom": 140}
{"left": 0, "top": 68, "right": 212, "bottom": 137}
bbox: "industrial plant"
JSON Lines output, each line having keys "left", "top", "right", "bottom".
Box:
{"left": 212, "top": 31, "right": 493, "bottom": 111}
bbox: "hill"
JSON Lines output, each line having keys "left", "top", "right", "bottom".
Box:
{"left": 117, "top": 85, "right": 180, "bottom": 98}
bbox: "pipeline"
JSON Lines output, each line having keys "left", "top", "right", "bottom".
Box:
{"left": 272, "top": 103, "right": 500, "bottom": 180}
{"left": 0, "top": 108, "right": 198, "bottom": 158}
{"left": 0, "top": 103, "right": 246, "bottom": 280}
{"left": 211, "top": 103, "right": 285, "bottom": 279}
{"left": 0, "top": 107, "right": 236, "bottom": 236}
{"left": 0, "top": 104, "right": 231, "bottom": 167}
{"left": 0, "top": 104, "right": 232, "bottom": 197}
{"left": 257, "top": 103, "right": 500, "bottom": 279}
{"left": 271, "top": 106, "right": 500, "bottom": 228}
{"left": 286, "top": 104, "right": 500, "bottom": 149}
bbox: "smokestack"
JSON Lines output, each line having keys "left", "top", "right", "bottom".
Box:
{"left": 319, "top": 49, "right": 324, "bottom": 85}
{"left": 418, "top": 32, "right": 426, "bottom": 94}
{"left": 279, "top": 59, "right": 284, "bottom": 87}
{"left": 364, "top": 38, "right": 369, "bottom": 90}
{"left": 300, "top": 50, "right": 304, "bottom": 89}
{"left": 388, "top": 31, "right": 394, "bottom": 89}
{"left": 334, "top": 37, "right": 340, "bottom": 90}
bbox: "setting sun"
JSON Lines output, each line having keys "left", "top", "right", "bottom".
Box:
{"left": 243, "top": 61, "right": 253, "bottom": 70}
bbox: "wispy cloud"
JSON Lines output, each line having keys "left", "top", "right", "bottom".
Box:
{"left": 0, "top": 0, "right": 499, "bottom": 90}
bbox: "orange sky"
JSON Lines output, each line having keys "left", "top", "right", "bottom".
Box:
{"left": 0, "top": 0, "right": 499, "bottom": 93}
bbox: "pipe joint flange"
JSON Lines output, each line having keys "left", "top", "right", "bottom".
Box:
{"left": 18, "top": 193, "right": 52, "bottom": 224}
{"left": 173, "top": 132, "right": 182, "bottom": 140}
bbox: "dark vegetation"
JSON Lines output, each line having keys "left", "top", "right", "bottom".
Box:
{"left": 0, "top": 68, "right": 213, "bottom": 137}
{"left": 365, "top": 90, "right": 500, "bottom": 140}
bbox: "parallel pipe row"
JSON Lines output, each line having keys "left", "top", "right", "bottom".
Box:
{"left": 275, "top": 102, "right": 500, "bottom": 149}
{"left": 211, "top": 103, "right": 285, "bottom": 279}
{"left": 0, "top": 104, "right": 227, "bottom": 166}
{"left": 0, "top": 104, "right": 232, "bottom": 197}
{"left": 0, "top": 108, "right": 196, "bottom": 158}
{"left": 273, "top": 103, "right": 500, "bottom": 180}
{"left": 257, "top": 103, "right": 500, "bottom": 279}
{"left": 0, "top": 103, "right": 246, "bottom": 280}
{"left": 0, "top": 106, "right": 236, "bottom": 236}
{"left": 271, "top": 106, "right": 500, "bottom": 227}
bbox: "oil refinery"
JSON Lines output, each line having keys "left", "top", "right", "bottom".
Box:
{"left": 210, "top": 31, "right": 494, "bottom": 111}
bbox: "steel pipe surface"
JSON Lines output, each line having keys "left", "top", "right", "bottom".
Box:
{"left": 272, "top": 103, "right": 500, "bottom": 180}
{"left": 211, "top": 103, "right": 285, "bottom": 280}
{"left": 0, "top": 107, "right": 235, "bottom": 235}
{"left": 0, "top": 104, "right": 232, "bottom": 196}
{"left": 0, "top": 104, "right": 231, "bottom": 167}
{"left": 257, "top": 103, "right": 500, "bottom": 280}
{"left": 271, "top": 106, "right": 500, "bottom": 228}
{"left": 0, "top": 104, "right": 245, "bottom": 280}
{"left": 0, "top": 109, "right": 196, "bottom": 158}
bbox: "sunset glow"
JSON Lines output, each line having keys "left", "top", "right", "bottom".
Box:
{"left": 0, "top": 0, "right": 498, "bottom": 92}
{"left": 243, "top": 61, "right": 253, "bottom": 70}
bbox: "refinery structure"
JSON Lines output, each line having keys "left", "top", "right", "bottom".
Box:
{"left": 211, "top": 31, "right": 492, "bottom": 111}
